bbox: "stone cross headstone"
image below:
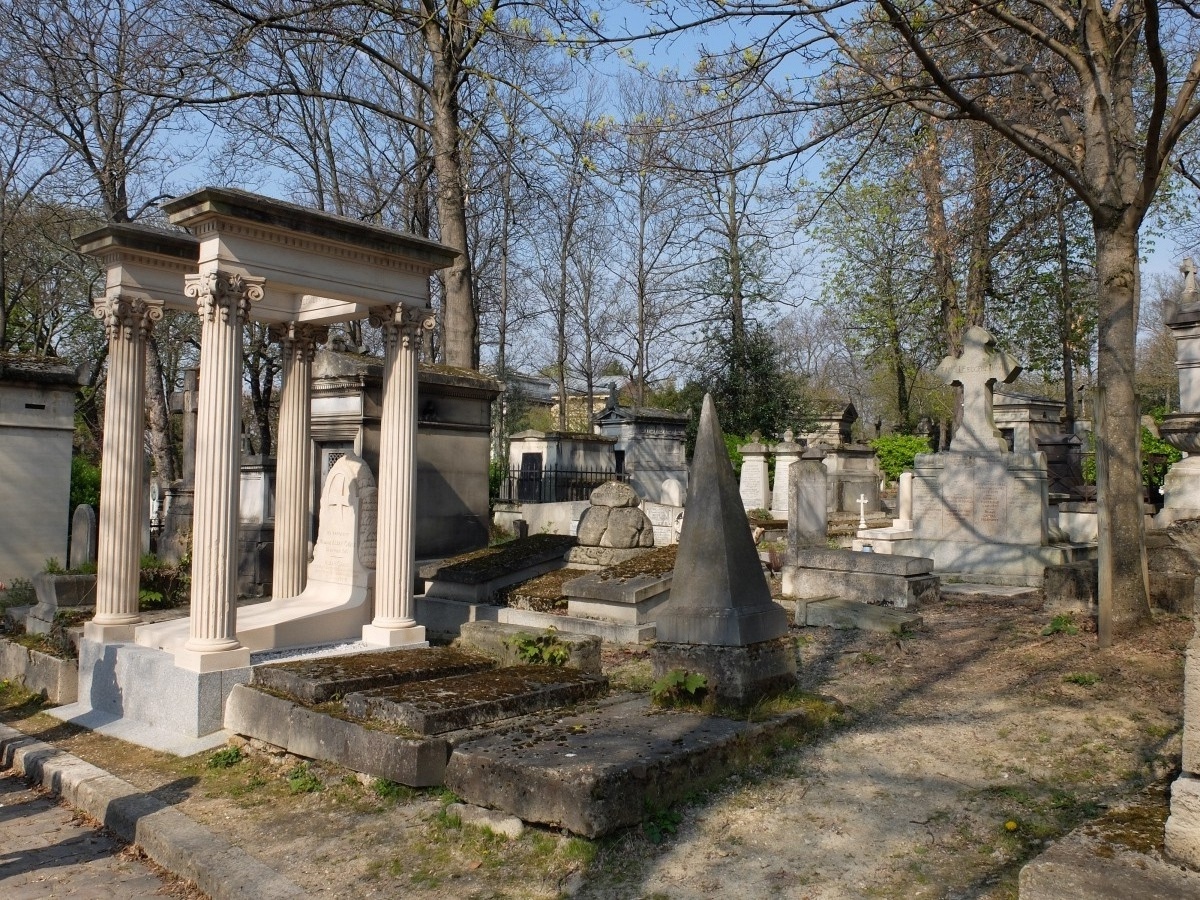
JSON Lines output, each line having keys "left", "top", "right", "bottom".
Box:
{"left": 857, "top": 494, "right": 869, "bottom": 529}
{"left": 306, "top": 452, "right": 377, "bottom": 589}
{"left": 770, "top": 430, "right": 803, "bottom": 519}
{"left": 738, "top": 432, "right": 771, "bottom": 511}
{"left": 1184, "top": 257, "right": 1198, "bottom": 299}
{"left": 68, "top": 504, "right": 97, "bottom": 570}
{"left": 787, "top": 460, "right": 828, "bottom": 552}
{"left": 935, "top": 326, "right": 1021, "bottom": 453}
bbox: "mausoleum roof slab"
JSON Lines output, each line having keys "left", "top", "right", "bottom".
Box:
{"left": 163, "top": 188, "right": 457, "bottom": 323}
{"left": 75, "top": 223, "right": 199, "bottom": 309}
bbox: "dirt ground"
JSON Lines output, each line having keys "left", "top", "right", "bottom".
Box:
{"left": 2, "top": 589, "right": 1192, "bottom": 900}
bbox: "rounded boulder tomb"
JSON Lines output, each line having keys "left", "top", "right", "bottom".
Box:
{"left": 589, "top": 480, "right": 640, "bottom": 509}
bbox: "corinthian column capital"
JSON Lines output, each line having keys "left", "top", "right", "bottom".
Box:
{"left": 92, "top": 295, "right": 163, "bottom": 341}
{"left": 369, "top": 304, "right": 436, "bottom": 351}
{"left": 185, "top": 270, "right": 265, "bottom": 325}
{"left": 269, "top": 322, "right": 329, "bottom": 362}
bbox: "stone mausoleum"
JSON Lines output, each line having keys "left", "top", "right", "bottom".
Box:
{"left": 53, "top": 188, "right": 461, "bottom": 752}
{"left": 0, "top": 356, "right": 79, "bottom": 584}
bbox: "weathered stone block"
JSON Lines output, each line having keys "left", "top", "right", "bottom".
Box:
{"left": 781, "top": 563, "right": 938, "bottom": 609}
{"left": 457, "top": 621, "right": 601, "bottom": 674}
{"left": 1167, "top": 774, "right": 1200, "bottom": 870}
{"left": 445, "top": 696, "right": 822, "bottom": 837}
{"left": 1152, "top": 573, "right": 1196, "bottom": 613}
{"left": 650, "top": 637, "right": 797, "bottom": 706}
{"left": 794, "top": 548, "right": 932, "bottom": 576}
{"left": 1043, "top": 561, "right": 1098, "bottom": 614}
{"left": 589, "top": 481, "right": 640, "bottom": 508}
{"left": 798, "top": 596, "right": 922, "bottom": 633}
{"left": 1185, "top": 634, "right": 1200, "bottom": 775}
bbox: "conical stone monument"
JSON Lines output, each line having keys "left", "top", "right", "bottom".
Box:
{"left": 651, "top": 394, "right": 796, "bottom": 705}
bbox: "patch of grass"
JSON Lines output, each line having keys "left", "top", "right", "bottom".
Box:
{"left": 0, "top": 678, "right": 47, "bottom": 718}
{"left": 286, "top": 763, "right": 323, "bottom": 794}
{"left": 1042, "top": 614, "right": 1079, "bottom": 636}
{"left": 373, "top": 778, "right": 418, "bottom": 803}
{"left": 1, "top": 577, "right": 36, "bottom": 610}
{"left": 207, "top": 745, "right": 244, "bottom": 769}
{"left": 1064, "top": 672, "right": 1101, "bottom": 686}
{"left": 643, "top": 802, "right": 681, "bottom": 843}
{"left": 859, "top": 651, "right": 884, "bottom": 665}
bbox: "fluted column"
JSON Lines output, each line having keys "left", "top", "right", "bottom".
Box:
{"left": 176, "top": 270, "right": 263, "bottom": 673}
{"left": 85, "top": 296, "right": 162, "bottom": 644}
{"left": 363, "top": 304, "right": 434, "bottom": 647}
{"left": 270, "top": 322, "right": 326, "bottom": 599}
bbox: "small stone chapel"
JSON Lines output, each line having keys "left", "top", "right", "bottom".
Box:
{"left": 57, "top": 188, "right": 459, "bottom": 749}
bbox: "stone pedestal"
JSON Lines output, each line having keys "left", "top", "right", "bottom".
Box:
{"left": 788, "top": 460, "right": 828, "bottom": 551}
{"left": 1167, "top": 604, "right": 1200, "bottom": 867}
{"left": 1156, "top": 419, "right": 1200, "bottom": 527}
{"left": 650, "top": 638, "right": 797, "bottom": 707}
{"left": 770, "top": 433, "right": 802, "bottom": 520}
{"left": 738, "top": 437, "right": 771, "bottom": 511}
{"left": 364, "top": 305, "right": 432, "bottom": 648}
{"left": 88, "top": 296, "right": 161, "bottom": 644}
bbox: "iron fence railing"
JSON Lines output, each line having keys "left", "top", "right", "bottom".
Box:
{"left": 494, "top": 466, "right": 629, "bottom": 504}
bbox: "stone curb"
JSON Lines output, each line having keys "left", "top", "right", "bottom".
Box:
{"left": 0, "top": 722, "right": 308, "bottom": 900}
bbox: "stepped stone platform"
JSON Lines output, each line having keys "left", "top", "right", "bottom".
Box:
{"left": 343, "top": 666, "right": 607, "bottom": 735}
{"left": 563, "top": 569, "right": 672, "bottom": 625}
{"left": 444, "top": 694, "right": 829, "bottom": 838}
{"left": 227, "top": 643, "right": 609, "bottom": 786}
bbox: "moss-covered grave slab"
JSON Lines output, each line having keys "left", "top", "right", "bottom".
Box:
{"left": 444, "top": 695, "right": 830, "bottom": 838}
{"left": 251, "top": 646, "right": 496, "bottom": 703}
{"left": 343, "top": 665, "right": 608, "bottom": 735}
{"left": 421, "top": 534, "right": 577, "bottom": 603}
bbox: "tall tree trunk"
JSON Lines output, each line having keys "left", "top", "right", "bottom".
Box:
{"left": 1094, "top": 216, "right": 1150, "bottom": 632}
{"left": 425, "top": 20, "right": 477, "bottom": 369}
{"left": 144, "top": 336, "right": 175, "bottom": 484}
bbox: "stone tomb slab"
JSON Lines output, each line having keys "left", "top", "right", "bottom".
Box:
{"left": 252, "top": 646, "right": 496, "bottom": 704}
{"left": 444, "top": 695, "right": 826, "bottom": 838}
{"left": 781, "top": 548, "right": 938, "bottom": 609}
{"left": 563, "top": 570, "right": 673, "bottom": 625}
{"left": 343, "top": 666, "right": 608, "bottom": 735}
{"left": 224, "top": 683, "right": 451, "bottom": 786}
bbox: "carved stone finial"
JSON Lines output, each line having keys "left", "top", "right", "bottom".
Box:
{"left": 1183, "top": 257, "right": 1198, "bottom": 299}
{"left": 185, "top": 270, "right": 265, "bottom": 324}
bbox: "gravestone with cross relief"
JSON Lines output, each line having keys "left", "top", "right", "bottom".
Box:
{"left": 904, "top": 327, "right": 1056, "bottom": 583}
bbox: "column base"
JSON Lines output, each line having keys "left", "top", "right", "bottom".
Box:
{"left": 362, "top": 623, "right": 428, "bottom": 648}
{"left": 174, "top": 645, "right": 252, "bottom": 673}
{"left": 84, "top": 621, "right": 139, "bottom": 644}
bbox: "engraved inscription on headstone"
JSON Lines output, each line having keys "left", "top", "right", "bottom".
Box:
{"left": 307, "top": 453, "right": 376, "bottom": 586}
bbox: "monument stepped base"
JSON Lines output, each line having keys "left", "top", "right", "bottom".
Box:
{"left": 50, "top": 639, "right": 249, "bottom": 756}
{"left": 900, "top": 539, "right": 1095, "bottom": 587}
